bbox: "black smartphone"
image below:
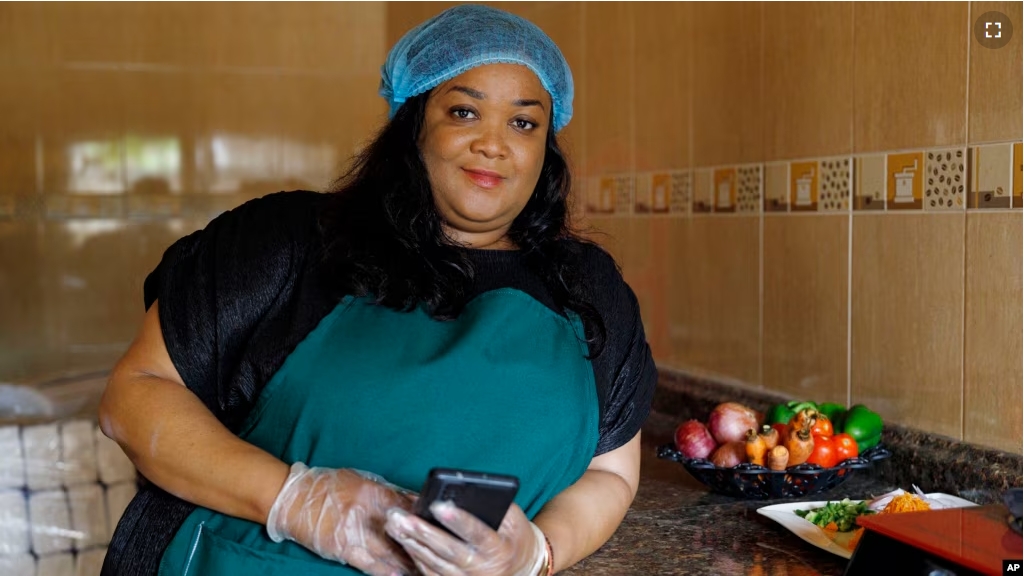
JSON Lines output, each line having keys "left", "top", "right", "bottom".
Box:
{"left": 413, "top": 468, "right": 520, "bottom": 538}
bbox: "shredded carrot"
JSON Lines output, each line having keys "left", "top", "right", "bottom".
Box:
{"left": 881, "top": 493, "right": 931, "bottom": 514}
{"left": 824, "top": 522, "right": 839, "bottom": 531}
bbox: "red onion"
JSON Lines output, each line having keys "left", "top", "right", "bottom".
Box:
{"left": 674, "top": 420, "right": 717, "bottom": 460}
{"left": 710, "top": 441, "right": 747, "bottom": 468}
{"left": 707, "top": 402, "right": 760, "bottom": 444}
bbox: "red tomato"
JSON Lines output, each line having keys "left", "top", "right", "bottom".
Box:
{"left": 832, "top": 433, "right": 859, "bottom": 462}
{"left": 805, "top": 436, "right": 838, "bottom": 468}
{"left": 771, "top": 423, "right": 788, "bottom": 440}
{"left": 811, "top": 415, "right": 833, "bottom": 438}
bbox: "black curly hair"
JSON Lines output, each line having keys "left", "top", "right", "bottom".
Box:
{"left": 319, "top": 92, "right": 607, "bottom": 357}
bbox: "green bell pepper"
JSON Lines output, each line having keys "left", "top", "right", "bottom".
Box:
{"left": 768, "top": 400, "right": 819, "bottom": 425}
{"left": 817, "top": 402, "right": 847, "bottom": 430}
{"left": 842, "top": 404, "right": 883, "bottom": 451}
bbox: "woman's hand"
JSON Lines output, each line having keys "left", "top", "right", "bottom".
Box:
{"left": 383, "top": 501, "right": 548, "bottom": 576}
{"left": 266, "top": 463, "right": 418, "bottom": 576}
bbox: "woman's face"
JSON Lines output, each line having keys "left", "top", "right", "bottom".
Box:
{"left": 419, "top": 63, "right": 551, "bottom": 250}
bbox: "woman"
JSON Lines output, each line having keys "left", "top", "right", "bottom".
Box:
{"left": 99, "top": 5, "right": 656, "bottom": 576}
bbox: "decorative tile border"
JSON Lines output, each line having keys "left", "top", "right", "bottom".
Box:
{"left": 586, "top": 174, "right": 634, "bottom": 216}
{"left": 764, "top": 162, "right": 788, "bottom": 212}
{"left": 712, "top": 167, "right": 736, "bottom": 213}
{"left": 736, "top": 164, "right": 762, "bottom": 213}
{"left": 583, "top": 143, "right": 1019, "bottom": 218}
{"left": 818, "top": 157, "right": 852, "bottom": 212}
{"left": 968, "top": 143, "right": 1012, "bottom": 209}
{"left": 692, "top": 168, "right": 713, "bottom": 214}
{"left": 1014, "top": 142, "right": 1022, "bottom": 209}
{"left": 854, "top": 155, "right": 886, "bottom": 211}
{"left": 923, "top": 148, "right": 965, "bottom": 210}
{"left": 634, "top": 170, "right": 690, "bottom": 216}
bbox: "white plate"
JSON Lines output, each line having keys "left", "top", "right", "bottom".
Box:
{"left": 756, "top": 492, "right": 978, "bottom": 559}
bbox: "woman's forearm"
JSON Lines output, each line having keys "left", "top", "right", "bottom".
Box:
{"left": 532, "top": 468, "right": 635, "bottom": 573}
{"left": 99, "top": 371, "right": 290, "bottom": 525}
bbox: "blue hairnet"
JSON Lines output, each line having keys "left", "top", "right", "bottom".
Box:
{"left": 380, "top": 4, "right": 574, "bottom": 132}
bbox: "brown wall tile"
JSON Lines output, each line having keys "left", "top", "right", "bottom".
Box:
{"left": 50, "top": 2, "right": 129, "bottom": 64}
{"left": 851, "top": 214, "right": 965, "bottom": 439}
{"left": 692, "top": 1, "right": 762, "bottom": 167}
{"left": 0, "top": 221, "right": 45, "bottom": 380}
{"left": 964, "top": 212, "right": 1022, "bottom": 453}
{"left": 854, "top": 2, "right": 968, "bottom": 152}
{"left": 764, "top": 2, "right": 854, "bottom": 161}
{"left": 583, "top": 2, "right": 634, "bottom": 176}
{"left": 969, "top": 1, "right": 1023, "bottom": 144}
{"left": 763, "top": 215, "right": 849, "bottom": 403}
{"left": 634, "top": 2, "right": 691, "bottom": 172}
{"left": 0, "top": 69, "right": 41, "bottom": 195}
{"left": 666, "top": 216, "right": 761, "bottom": 385}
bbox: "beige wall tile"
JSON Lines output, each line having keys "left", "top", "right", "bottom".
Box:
{"left": 692, "top": 1, "right": 762, "bottom": 167}
{"left": 123, "top": 2, "right": 209, "bottom": 66}
{"left": 666, "top": 216, "right": 760, "bottom": 385}
{"left": 635, "top": 2, "right": 691, "bottom": 172}
{"left": 0, "top": 221, "right": 45, "bottom": 380}
{"left": 854, "top": 154, "right": 887, "bottom": 211}
{"left": 851, "top": 213, "right": 965, "bottom": 439}
{"left": 50, "top": 2, "right": 128, "bottom": 64}
{"left": 386, "top": 2, "right": 458, "bottom": 46}
{"left": 583, "top": 2, "right": 633, "bottom": 176}
{"left": 123, "top": 72, "right": 197, "bottom": 195}
{"left": 764, "top": 2, "right": 854, "bottom": 161}
{"left": 764, "top": 162, "right": 789, "bottom": 212}
{"left": 194, "top": 74, "right": 284, "bottom": 195}
{"left": 969, "top": 2, "right": 1023, "bottom": 143}
{"left": 854, "top": 2, "right": 968, "bottom": 152}
{"left": 622, "top": 218, "right": 672, "bottom": 361}
{"left": 0, "top": 3, "right": 56, "bottom": 67}
{"left": 763, "top": 215, "right": 849, "bottom": 403}
{"left": 39, "top": 70, "right": 127, "bottom": 195}
{"left": 970, "top": 143, "right": 1014, "bottom": 209}
{"left": 205, "top": 3, "right": 288, "bottom": 70}
{"left": 964, "top": 212, "right": 1022, "bottom": 453}
{"left": 279, "top": 3, "right": 386, "bottom": 73}
{"left": 0, "top": 69, "right": 41, "bottom": 195}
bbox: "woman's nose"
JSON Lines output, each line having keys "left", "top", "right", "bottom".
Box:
{"left": 469, "top": 124, "right": 509, "bottom": 159}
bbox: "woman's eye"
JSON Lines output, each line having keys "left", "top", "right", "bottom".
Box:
{"left": 513, "top": 119, "right": 537, "bottom": 131}
{"left": 452, "top": 108, "right": 476, "bottom": 120}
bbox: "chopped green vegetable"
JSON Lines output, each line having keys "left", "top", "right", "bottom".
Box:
{"left": 794, "top": 498, "right": 875, "bottom": 532}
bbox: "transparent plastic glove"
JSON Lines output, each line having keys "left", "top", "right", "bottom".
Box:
{"left": 383, "top": 500, "right": 548, "bottom": 576}
{"left": 266, "top": 462, "right": 418, "bottom": 576}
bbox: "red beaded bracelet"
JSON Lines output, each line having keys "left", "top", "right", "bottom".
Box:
{"left": 543, "top": 533, "right": 554, "bottom": 576}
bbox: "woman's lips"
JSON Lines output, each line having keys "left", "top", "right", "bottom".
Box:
{"left": 463, "top": 168, "right": 504, "bottom": 189}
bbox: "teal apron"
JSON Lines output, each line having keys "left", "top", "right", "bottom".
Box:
{"left": 158, "top": 289, "right": 599, "bottom": 575}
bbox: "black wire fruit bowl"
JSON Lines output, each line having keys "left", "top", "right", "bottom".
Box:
{"left": 656, "top": 443, "right": 891, "bottom": 500}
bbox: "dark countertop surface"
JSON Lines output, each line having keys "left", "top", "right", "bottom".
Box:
{"left": 563, "top": 437, "right": 896, "bottom": 576}
{"left": 559, "top": 369, "right": 1021, "bottom": 576}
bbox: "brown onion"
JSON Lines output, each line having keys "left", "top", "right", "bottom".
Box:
{"left": 710, "top": 441, "right": 747, "bottom": 468}
{"left": 674, "top": 420, "right": 717, "bottom": 460}
{"left": 707, "top": 402, "right": 760, "bottom": 444}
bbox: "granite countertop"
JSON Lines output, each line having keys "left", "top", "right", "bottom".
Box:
{"left": 563, "top": 436, "right": 897, "bottom": 576}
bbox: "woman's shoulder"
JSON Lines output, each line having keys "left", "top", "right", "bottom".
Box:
{"left": 559, "top": 237, "right": 625, "bottom": 286}
{"left": 218, "top": 189, "right": 329, "bottom": 230}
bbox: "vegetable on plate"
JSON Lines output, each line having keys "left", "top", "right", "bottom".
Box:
{"left": 794, "top": 498, "right": 874, "bottom": 532}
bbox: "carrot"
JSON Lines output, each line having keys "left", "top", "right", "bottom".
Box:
{"left": 745, "top": 428, "right": 768, "bottom": 466}
{"left": 758, "top": 424, "right": 779, "bottom": 450}
{"left": 785, "top": 423, "right": 815, "bottom": 466}
{"left": 767, "top": 445, "right": 789, "bottom": 471}
{"left": 790, "top": 408, "right": 818, "bottom": 433}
